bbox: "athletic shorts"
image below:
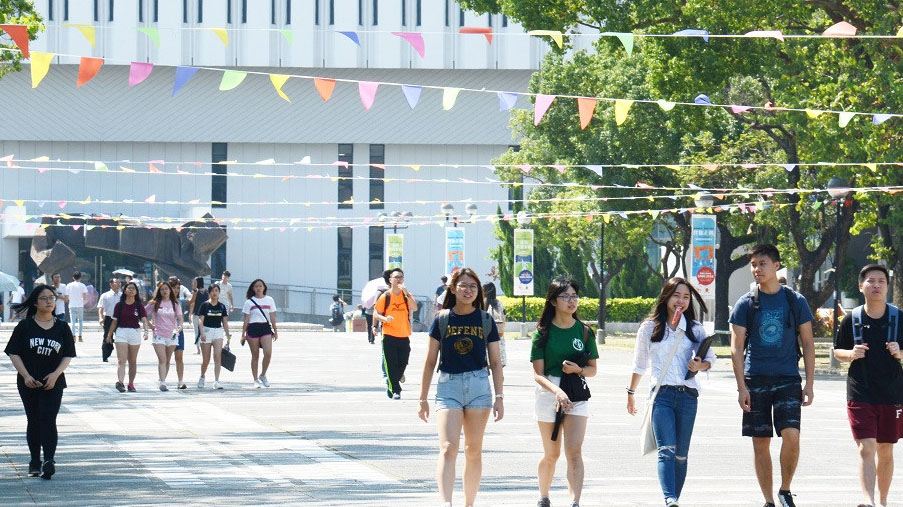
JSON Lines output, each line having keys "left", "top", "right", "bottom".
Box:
{"left": 114, "top": 327, "right": 142, "bottom": 346}
{"left": 742, "top": 376, "right": 802, "bottom": 438}
{"left": 435, "top": 369, "right": 492, "bottom": 411}
{"left": 848, "top": 401, "right": 903, "bottom": 443}
{"left": 534, "top": 375, "right": 589, "bottom": 423}
{"left": 247, "top": 322, "right": 272, "bottom": 339}
{"left": 152, "top": 334, "right": 178, "bottom": 347}
{"left": 201, "top": 326, "right": 225, "bottom": 343}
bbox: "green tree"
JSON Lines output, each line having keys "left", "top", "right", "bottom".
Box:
{"left": 0, "top": 1, "right": 43, "bottom": 77}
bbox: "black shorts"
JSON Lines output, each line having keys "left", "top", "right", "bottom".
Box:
{"left": 247, "top": 322, "right": 273, "bottom": 339}
{"left": 742, "top": 376, "right": 802, "bottom": 438}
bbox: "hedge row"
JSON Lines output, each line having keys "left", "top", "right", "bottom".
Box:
{"left": 498, "top": 296, "right": 656, "bottom": 323}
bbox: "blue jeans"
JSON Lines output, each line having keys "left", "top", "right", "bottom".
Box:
{"left": 69, "top": 307, "right": 84, "bottom": 337}
{"left": 651, "top": 385, "right": 698, "bottom": 501}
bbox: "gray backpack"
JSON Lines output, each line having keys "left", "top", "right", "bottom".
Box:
{"left": 435, "top": 309, "right": 504, "bottom": 371}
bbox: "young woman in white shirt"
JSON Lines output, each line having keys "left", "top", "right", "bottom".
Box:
{"left": 241, "top": 279, "right": 278, "bottom": 388}
{"left": 626, "top": 277, "right": 715, "bottom": 507}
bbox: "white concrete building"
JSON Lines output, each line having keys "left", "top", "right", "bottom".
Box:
{"left": 0, "top": 0, "right": 588, "bottom": 322}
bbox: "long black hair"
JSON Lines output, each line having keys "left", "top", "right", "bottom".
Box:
{"left": 12, "top": 284, "right": 56, "bottom": 319}
{"left": 442, "top": 268, "right": 485, "bottom": 310}
{"left": 534, "top": 277, "right": 590, "bottom": 349}
{"left": 246, "top": 278, "right": 268, "bottom": 299}
{"left": 483, "top": 282, "right": 500, "bottom": 312}
{"left": 645, "top": 277, "right": 707, "bottom": 343}
{"left": 119, "top": 281, "right": 144, "bottom": 306}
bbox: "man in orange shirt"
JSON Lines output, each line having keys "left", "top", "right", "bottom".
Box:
{"left": 375, "top": 268, "right": 418, "bottom": 399}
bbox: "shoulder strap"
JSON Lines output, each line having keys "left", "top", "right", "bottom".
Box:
{"left": 436, "top": 309, "right": 451, "bottom": 372}
{"left": 480, "top": 310, "right": 493, "bottom": 341}
{"left": 783, "top": 286, "right": 800, "bottom": 329}
{"left": 744, "top": 287, "right": 760, "bottom": 353}
{"left": 852, "top": 305, "right": 865, "bottom": 345}
{"left": 888, "top": 304, "right": 899, "bottom": 343}
{"left": 250, "top": 297, "right": 272, "bottom": 326}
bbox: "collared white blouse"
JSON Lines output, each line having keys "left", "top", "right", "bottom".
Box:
{"left": 632, "top": 315, "right": 716, "bottom": 390}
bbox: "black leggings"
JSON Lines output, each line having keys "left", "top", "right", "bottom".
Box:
{"left": 18, "top": 384, "right": 64, "bottom": 463}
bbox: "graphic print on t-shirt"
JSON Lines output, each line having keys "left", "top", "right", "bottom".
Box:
{"left": 572, "top": 338, "right": 585, "bottom": 352}
{"left": 758, "top": 308, "right": 784, "bottom": 348}
{"left": 29, "top": 337, "right": 62, "bottom": 356}
{"left": 448, "top": 325, "right": 483, "bottom": 355}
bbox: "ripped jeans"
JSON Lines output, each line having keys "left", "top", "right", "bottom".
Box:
{"left": 651, "top": 385, "right": 698, "bottom": 501}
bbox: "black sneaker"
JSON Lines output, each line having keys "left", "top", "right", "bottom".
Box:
{"left": 537, "top": 498, "right": 551, "bottom": 507}
{"left": 40, "top": 460, "right": 55, "bottom": 480}
{"left": 28, "top": 460, "right": 41, "bottom": 477}
{"left": 115, "top": 382, "right": 126, "bottom": 393}
{"left": 777, "top": 490, "right": 796, "bottom": 507}
{"left": 764, "top": 503, "right": 776, "bottom": 507}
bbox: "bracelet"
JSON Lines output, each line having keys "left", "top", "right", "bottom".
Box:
{"left": 418, "top": 399, "right": 428, "bottom": 403}
{"left": 495, "top": 394, "right": 504, "bottom": 399}
{"left": 626, "top": 388, "right": 636, "bottom": 395}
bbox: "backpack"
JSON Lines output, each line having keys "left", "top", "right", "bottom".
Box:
{"left": 330, "top": 303, "right": 343, "bottom": 325}
{"left": 852, "top": 304, "right": 900, "bottom": 345}
{"left": 744, "top": 285, "right": 802, "bottom": 358}
{"left": 435, "top": 309, "right": 501, "bottom": 371}
{"left": 381, "top": 291, "right": 409, "bottom": 315}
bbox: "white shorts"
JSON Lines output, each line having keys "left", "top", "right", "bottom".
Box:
{"left": 115, "top": 327, "right": 142, "bottom": 346}
{"left": 201, "top": 327, "right": 225, "bottom": 343}
{"left": 534, "top": 375, "right": 590, "bottom": 423}
{"left": 152, "top": 334, "right": 178, "bottom": 347}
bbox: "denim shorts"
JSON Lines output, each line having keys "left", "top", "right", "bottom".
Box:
{"left": 435, "top": 369, "right": 492, "bottom": 411}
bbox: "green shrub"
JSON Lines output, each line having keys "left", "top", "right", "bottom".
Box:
{"left": 499, "top": 296, "right": 655, "bottom": 323}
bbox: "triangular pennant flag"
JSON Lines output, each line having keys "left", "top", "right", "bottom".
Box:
{"left": 744, "top": 30, "right": 785, "bottom": 42}
{"left": 313, "top": 78, "right": 336, "bottom": 101}
{"left": 128, "top": 62, "right": 154, "bottom": 86}
{"left": 602, "top": 214, "right": 612, "bottom": 224}
{"left": 401, "top": 85, "right": 422, "bottom": 109}
{"left": 823, "top": 21, "right": 857, "bottom": 37}
{"left": 172, "top": 66, "right": 199, "bottom": 96}
{"left": 209, "top": 28, "right": 229, "bottom": 47}
{"left": 269, "top": 74, "right": 291, "bottom": 102}
{"left": 839, "top": 111, "right": 856, "bottom": 127}
{"left": 614, "top": 99, "right": 634, "bottom": 125}
{"left": 280, "top": 29, "right": 294, "bottom": 44}
{"left": 392, "top": 31, "right": 425, "bottom": 58}
{"left": 673, "top": 28, "right": 710, "bottom": 42}
{"left": 657, "top": 100, "right": 676, "bottom": 111}
{"left": 66, "top": 23, "right": 96, "bottom": 47}
{"left": 0, "top": 24, "right": 30, "bottom": 58}
{"left": 358, "top": 81, "right": 379, "bottom": 110}
{"left": 873, "top": 113, "right": 893, "bottom": 125}
{"left": 144, "top": 194, "right": 156, "bottom": 204}
{"left": 866, "top": 163, "right": 878, "bottom": 172}
{"left": 731, "top": 105, "right": 751, "bottom": 114}
{"left": 533, "top": 94, "right": 555, "bottom": 126}
{"left": 442, "top": 87, "right": 461, "bottom": 110}
{"left": 30, "top": 52, "right": 53, "bottom": 88}
{"left": 898, "top": 26, "right": 903, "bottom": 37}
{"left": 94, "top": 161, "right": 108, "bottom": 171}
{"left": 14, "top": 199, "right": 24, "bottom": 206}
{"left": 613, "top": 33, "right": 634, "bottom": 55}
{"left": 459, "top": 27, "right": 493, "bottom": 44}
{"left": 219, "top": 70, "right": 247, "bottom": 91}
{"left": 338, "top": 31, "right": 360, "bottom": 46}
{"left": 527, "top": 30, "right": 564, "bottom": 49}
{"left": 137, "top": 27, "right": 160, "bottom": 47}
{"left": 498, "top": 92, "right": 518, "bottom": 111}
{"left": 694, "top": 94, "right": 712, "bottom": 105}
{"left": 805, "top": 109, "right": 824, "bottom": 118}
{"left": 577, "top": 98, "right": 597, "bottom": 130}
{"left": 76, "top": 57, "right": 103, "bottom": 87}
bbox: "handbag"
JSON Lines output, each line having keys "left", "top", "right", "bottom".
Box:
{"left": 639, "top": 325, "right": 687, "bottom": 456}
{"left": 221, "top": 345, "right": 236, "bottom": 372}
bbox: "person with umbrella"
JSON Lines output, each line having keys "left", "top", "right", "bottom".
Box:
{"left": 530, "top": 277, "right": 598, "bottom": 507}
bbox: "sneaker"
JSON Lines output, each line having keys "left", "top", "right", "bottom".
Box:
{"left": 159, "top": 382, "right": 169, "bottom": 392}
{"left": 78, "top": 336, "right": 83, "bottom": 342}
{"left": 213, "top": 381, "right": 223, "bottom": 390}
{"left": 254, "top": 379, "right": 262, "bottom": 389}
{"left": 665, "top": 499, "right": 679, "bottom": 507}
{"left": 400, "top": 374, "right": 406, "bottom": 383}
{"left": 778, "top": 490, "right": 796, "bottom": 507}
{"left": 387, "top": 389, "right": 393, "bottom": 399}
{"left": 28, "top": 460, "right": 41, "bottom": 477}
{"left": 40, "top": 460, "right": 55, "bottom": 480}
{"left": 197, "top": 376, "right": 205, "bottom": 389}
{"left": 393, "top": 393, "right": 401, "bottom": 400}
{"left": 537, "top": 498, "right": 551, "bottom": 507}
{"left": 764, "top": 503, "right": 777, "bottom": 507}
{"left": 102, "top": 357, "right": 108, "bottom": 362}
{"left": 115, "top": 382, "right": 126, "bottom": 393}
{"left": 259, "top": 374, "right": 270, "bottom": 387}
{"left": 127, "top": 383, "right": 136, "bottom": 392}
{"left": 178, "top": 382, "right": 187, "bottom": 390}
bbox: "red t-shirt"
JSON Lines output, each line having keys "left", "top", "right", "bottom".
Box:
{"left": 113, "top": 301, "right": 147, "bottom": 328}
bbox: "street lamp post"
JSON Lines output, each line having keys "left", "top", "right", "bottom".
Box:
{"left": 378, "top": 210, "right": 413, "bottom": 234}
{"left": 441, "top": 203, "right": 478, "bottom": 227}
{"left": 827, "top": 177, "right": 851, "bottom": 369}
{"left": 516, "top": 211, "right": 531, "bottom": 338}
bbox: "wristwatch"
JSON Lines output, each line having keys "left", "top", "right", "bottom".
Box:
{"left": 495, "top": 394, "right": 504, "bottom": 399}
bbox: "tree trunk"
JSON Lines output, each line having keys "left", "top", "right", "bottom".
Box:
{"left": 714, "top": 224, "right": 756, "bottom": 338}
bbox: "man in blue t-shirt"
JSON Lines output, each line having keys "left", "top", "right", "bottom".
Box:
{"left": 729, "top": 244, "right": 815, "bottom": 507}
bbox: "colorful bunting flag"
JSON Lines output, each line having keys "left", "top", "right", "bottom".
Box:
{"left": 602, "top": 32, "right": 634, "bottom": 55}
{"left": 823, "top": 21, "right": 857, "bottom": 37}
{"left": 839, "top": 111, "right": 856, "bottom": 127}
{"left": 65, "top": 23, "right": 96, "bottom": 47}
{"left": 614, "top": 99, "right": 633, "bottom": 125}
{"left": 731, "top": 105, "right": 751, "bottom": 114}
{"left": 269, "top": 74, "right": 291, "bottom": 102}
{"left": 401, "top": 85, "right": 422, "bottom": 109}
{"left": 392, "top": 32, "right": 425, "bottom": 58}
{"left": 527, "top": 30, "right": 564, "bottom": 49}
{"left": 359, "top": 81, "right": 379, "bottom": 110}
{"left": 805, "top": 109, "right": 824, "bottom": 118}
{"left": 694, "top": 94, "right": 711, "bottom": 105}
{"left": 209, "top": 28, "right": 229, "bottom": 47}
{"left": 459, "top": 27, "right": 493, "bottom": 44}
{"left": 313, "top": 78, "right": 337, "bottom": 101}
{"left": 0, "top": 24, "right": 30, "bottom": 58}
{"left": 219, "top": 70, "right": 247, "bottom": 91}
{"left": 128, "top": 62, "right": 154, "bottom": 87}
{"left": 77, "top": 57, "right": 103, "bottom": 87}
{"left": 280, "top": 29, "right": 294, "bottom": 44}
{"left": 137, "top": 27, "right": 160, "bottom": 47}
{"left": 30, "top": 52, "right": 53, "bottom": 88}
{"left": 172, "top": 66, "right": 199, "bottom": 96}
{"left": 498, "top": 92, "right": 519, "bottom": 111}
{"left": 442, "top": 88, "right": 461, "bottom": 110}
{"left": 873, "top": 114, "right": 892, "bottom": 125}
{"left": 673, "top": 29, "right": 710, "bottom": 42}
{"left": 657, "top": 100, "right": 676, "bottom": 111}
{"left": 338, "top": 31, "right": 360, "bottom": 46}
{"left": 533, "top": 94, "right": 555, "bottom": 126}
{"left": 94, "top": 162, "right": 109, "bottom": 171}
{"left": 744, "top": 30, "right": 784, "bottom": 41}
{"left": 577, "top": 98, "right": 597, "bottom": 130}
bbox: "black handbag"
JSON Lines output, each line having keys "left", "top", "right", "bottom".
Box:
{"left": 221, "top": 345, "right": 236, "bottom": 372}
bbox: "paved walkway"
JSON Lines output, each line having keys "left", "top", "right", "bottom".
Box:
{"left": 0, "top": 329, "right": 894, "bottom": 505}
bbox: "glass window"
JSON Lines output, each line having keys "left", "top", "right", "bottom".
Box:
{"left": 64, "top": 0, "right": 68, "bottom": 21}
{"left": 270, "top": 0, "right": 275, "bottom": 24}
{"left": 372, "top": 0, "right": 377, "bottom": 25}
{"left": 48, "top": 0, "right": 54, "bottom": 21}
{"left": 198, "top": 0, "right": 203, "bottom": 22}
{"left": 502, "top": 14, "right": 507, "bottom": 27}
{"left": 337, "top": 144, "right": 353, "bottom": 209}
{"left": 337, "top": 227, "right": 353, "bottom": 298}
{"left": 241, "top": 0, "right": 247, "bottom": 23}
{"left": 153, "top": 0, "right": 158, "bottom": 21}
{"left": 286, "top": 0, "right": 291, "bottom": 23}
{"left": 183, "top": 0, "right": 188, "bottom": 22}
{"left": 358, "top": 0, "right": 362, "bottom": 25}
{"left": 369, "top": 226, "right": 384, "bottom": 280}
{"left": 401, "top": 0, "right": 405, "bottom": 26}
{"left": 212, "top": 143, "right": 228, "bottom": 208}
{"left": 487, "top": 13, "right": 492, "bottom": 27}
{"left": 415, "top": 0, "right": 420, "bottom": 26}
{"left": 139, "top": 0, "right": 144, "bottom": 22}
{"left": 108, "top": 0, "right": 113, "bottom": 21}
{"left": 227, "top": 0, "right": 231, "bottom": 23}
{"left": 93, "top": 0, "right": 98, "bottom": 21}
{"left": 444, "top": 0, "right": 448, "bottom": 27}
{"left": 369, "top": 145, "right": 384, "bottom": 210}
{"left": 328, "top": 0, "right": 334, "bottom": 25}
{"left": 458, "top": 6, "right": 463, "bottom": 26}
{"left": 211, "top": 228, "right": 227, "bottom": 278}
{"left": 314, "top": 0, "right": 319, "bottom": 25}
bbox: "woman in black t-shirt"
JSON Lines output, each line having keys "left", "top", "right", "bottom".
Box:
{"left": 197, "top": 283, "right": 231, "bottom": 389}
{"left": 188, "top": 277, "right": 209, "bottom": 355}
{"left": 4, "top": 284, "right": 77, "bottom": 480}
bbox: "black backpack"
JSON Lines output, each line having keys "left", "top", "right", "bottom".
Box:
{"left": 744, "top": 285, "right": 802, "bottom": 358}
{"left": 330, "top": 303, "right": 343, "bottom": 325}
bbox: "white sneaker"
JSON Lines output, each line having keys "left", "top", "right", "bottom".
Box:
{"left": 254, "top": 379, "right": 262, "bottom": 389}
{"left": 213, "top": 381, "right": 223, "bottom": 390}
{"left": 259, "top": 374, "right": 270, "bottom": 387}
{"left": 158, "top": 381, "right": 168, "bottom": 392}
{"left": 400, "top": 374, "right": 406, "bottom": 383}
{"left": 197, "top": 376, "right": 205, "bottom": 389}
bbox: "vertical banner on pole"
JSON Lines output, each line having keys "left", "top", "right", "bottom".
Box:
{"left": 386, "top": 234, "right": 404, "bottom": 269}
{"left": 445, "top": 228, "right": 465, "bottom": 275}
{"left": 513, "top": 229, "right": 534, "bottom": 296}
{"left": 690, "top": 214, "right": 717, "bottom": 298}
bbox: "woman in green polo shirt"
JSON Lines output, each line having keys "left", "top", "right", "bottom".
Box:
{"left": 531, "top": 277, "right": 598, "bottom": 507}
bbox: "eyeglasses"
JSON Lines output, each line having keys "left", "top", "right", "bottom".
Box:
{"left": 557, "top": 295, "right": 580, "bottom": 303}
{"left": 390, "top": 275, "right": 405, "bottom": 280}
{"left": 37, "top": 296, "right": 57, "bottom": 303}
{"left": 456, "top": 284, "right": 479, "bottom": 292}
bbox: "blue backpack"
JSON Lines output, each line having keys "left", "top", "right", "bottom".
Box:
{"left": 851, "top": 304, "right": 900, "bottom": 345}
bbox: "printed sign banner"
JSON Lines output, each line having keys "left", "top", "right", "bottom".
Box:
{"left": 445, "top": 228, "right": 465, "bottom": 275}
{"left": 386, "top": 234, "right": 403, "bottom": 269}
{"left": 690, "top": 214, "right": 717, "bottom": 298}
{"left": 513, "top": 229, "right": 534, "bottom": 296}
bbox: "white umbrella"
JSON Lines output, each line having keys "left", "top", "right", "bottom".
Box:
{"left": 112, "top": 268, "right": 135, "bottom": 277}
{"left": 0, "top": 271, "right": 20, "bottom": 292}
{"left": 360, "top": 277, "right": 389, "bottom": 308}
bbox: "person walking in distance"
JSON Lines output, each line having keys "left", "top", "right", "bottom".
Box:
{"left": 329, "top": 295, "right": 347, "bottom": 332}
{"left": 241, "top": 279, "right": 278, "bottom": 388}
{"left": 435, "top": 275, "right": 448, "bottom": 310}
{"left": 97, "top": 278, "right": 121, "bottom": 362}
{"left": 188, "top": 277, "right": 209, "bottom": 355}
{"left": 219, "top": 270, "right": 235, "bottom": 314}
{"left": 50, "top": 274, "right": 68, "bottom": 323}
{"left": 145, "top": 282, "right": 183, "bottom": 392}
{"left": 730, "top": 244, "right": 815, "bottom": 507}
{"left": 106, "top": 282, "right": 154, "bottom": 393}
{"left": 418, "top": 267, "right": 504, "bottom": 507}
{"left": 375, "top": 268, "right": 418, "bottom": 399}
{"left": 5, "top": 284, "right": 77, "bottom": 479}
{"left": 197, "top": 283, "right": 230, "bottom": 389}
{"left": 169, "top": 277, "right": 192, "bottom": 389}
{"left": 65, "top": 272, "right": 88, "bottom": 342}
{"left": 834, "top": 264, "right": 903, "bottom": 507}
